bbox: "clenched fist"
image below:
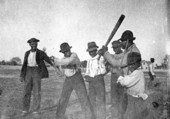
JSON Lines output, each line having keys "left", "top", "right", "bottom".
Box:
{"left": 97, "top": 46, "right": 108, "bottom": 56}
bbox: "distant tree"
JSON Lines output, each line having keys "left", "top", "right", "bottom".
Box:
{"left": 163, "top": 55, "right": 168, "bottom": 69}
{"left": 1, "top": 60, "right": 6, "bottom": 65}
{"left": 10, "top": 57, "right": 21, "bottom": 65}
{"left": 6, "top": 61, "right": 11, "bottom": 65}
{"left": 10, "top": 61, "right": 17, "bottom": 65}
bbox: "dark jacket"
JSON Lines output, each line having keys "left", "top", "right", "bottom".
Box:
{"left": 20, "top": 49, "right": 53, "bottom": 79}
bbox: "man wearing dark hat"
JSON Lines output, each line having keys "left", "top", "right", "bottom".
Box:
{"left": 84, "top": 41, "right": 107, "bottom": 119}
{"left": 110, "top": 40, "right": 123, "bottom": 104}
{"left": 19, "top": 38, "right": 54, "bottom": 116}
{"left": 117, "top": 52, "right": 148, "bottom": 119}
{"left": 51, "top": 42, "right": 96, "bottom": 119}
{"left": 98, "top": 30, "right": 141, "bottom": 119}
{"left": 148, "top": 58, "right": 156, "bottom": 88}
{"left": 107, "top": 40, "right": 124, "bottom": 118}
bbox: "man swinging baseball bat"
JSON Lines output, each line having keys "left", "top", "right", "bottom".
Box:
{"left": 98, "top": 19, "right": 142, "bottom": 119}
{"left": 98, "top": 14, "right": 125, "bottom": 60}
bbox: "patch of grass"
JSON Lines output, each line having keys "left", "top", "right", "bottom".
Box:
{"left": 0, "top": 65, "right": 168, "bottom": 119}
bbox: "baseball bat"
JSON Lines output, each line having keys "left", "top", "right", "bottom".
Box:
{"left": 98, "top": 14, "right": 125, "bottom": 60}
{"left": 121, "top": 64, "right": 129, "bottom": 69}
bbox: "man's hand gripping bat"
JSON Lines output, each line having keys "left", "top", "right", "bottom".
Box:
{"left": 98, "top": 14, "right": 125, "bottom": 60}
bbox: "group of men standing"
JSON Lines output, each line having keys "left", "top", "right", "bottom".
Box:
{"left": 19, "top": 30, "right": 152, "bottom": 119}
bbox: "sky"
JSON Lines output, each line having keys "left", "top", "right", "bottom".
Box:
{"left": 0, "top": 0, "right": 169, "bottom": 65}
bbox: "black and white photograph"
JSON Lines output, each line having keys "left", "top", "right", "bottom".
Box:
{"left": 0, "top": 0, "right": 169, "bottom": 119}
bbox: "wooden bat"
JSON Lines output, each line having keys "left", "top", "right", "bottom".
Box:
{"left": 121, "top": 64, "right": 129, "bottom": 69}
{"left": 98, "top": 14, "right": 125, "bottom": 59}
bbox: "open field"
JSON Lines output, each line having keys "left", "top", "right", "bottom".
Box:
{"left": 0, "top": 65, "right": 169, "bottom": 119}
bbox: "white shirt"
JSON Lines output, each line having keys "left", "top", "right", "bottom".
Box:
{"left": 117, "top": 69, "right": 148, "bottom": 100}
{"left": 85, "top": 55, "right": 106, "bottom": 77}
{"left": 27, "top": 51, "right": 38, "bottom": 67}
{"left": 54, "top": 52, "right": 81, "bottom": 77}
{"left": 149, "top": 63, "right": 155, "bottom": 75}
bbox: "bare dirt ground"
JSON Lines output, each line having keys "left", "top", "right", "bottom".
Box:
{"left": 0, "top": 65, "right": 169, "bottom": 119}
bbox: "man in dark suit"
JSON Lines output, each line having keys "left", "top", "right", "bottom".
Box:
{"left": 19, "top": 38, "right": 53, "bottom": 116}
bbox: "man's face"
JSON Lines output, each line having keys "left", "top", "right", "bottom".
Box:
{"left": 29, "top": 42, "right": 38, "bottom": 51}
{"left": 112, "top": 47, "right": 121, "bottom": 54}
{"left": 63, "top": 50, "right": 71, "bottom": 57}
{"left": 89, "top": 49, "right": 97, "bottom": 58}
{"left": 121, "top": 40, "right": 127, "bottom": 49}
{"left": 128, "top": 64, "right": 135, "bottom": 72}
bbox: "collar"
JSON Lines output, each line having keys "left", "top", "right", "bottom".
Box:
{"left": 91, "top": 55, "right": 98, "bottom": 59}
{"left": 123, "top": 44, "right": 135, "bottom": 53}
{"left": 30, "top": 51, "right": 37, "bottom": 53}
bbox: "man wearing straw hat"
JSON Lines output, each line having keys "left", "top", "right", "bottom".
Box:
{"left": 148, "top": 58, "right": 156, "bottom": 88}
{"left": 107, "top": 40, "right": 124, "bottom": 118}
{"left": 84, "top": 41, "right": 107, "bottom": 119}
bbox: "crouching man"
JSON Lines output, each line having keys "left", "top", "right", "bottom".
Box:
{"left": 117, "top": 52, "right": 148, "bottom": 119}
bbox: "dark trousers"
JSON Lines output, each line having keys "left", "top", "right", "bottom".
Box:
{"left": 56, "top": 71, "right": 96, "bottom": 119}
{"left": 124, "top": 94, "right": 148, "bottom": 119}
{"left": 148, "top": 72, "right": 154, "bottom": 88}
{"left": 23, "top": 67, "right": 41, "bottom": 112}
{"left": 111, "top": 73, "right": 127, "bottom": 119}
{"left": 148, "top": 72, "right": 154, "bottom": 81}
{"left": 88, "top": 75, "right": 106, "bottom": 119}
{"left": 111, "top": 73, "right": 123, "bottom": 105}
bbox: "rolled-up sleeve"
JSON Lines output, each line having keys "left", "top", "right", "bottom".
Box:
{"left": 104, "top": 51, "right": 122, "bottom": 67}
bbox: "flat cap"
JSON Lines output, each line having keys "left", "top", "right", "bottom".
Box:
{"left": 27, "top": 38, "right": 40, "bottom": 43}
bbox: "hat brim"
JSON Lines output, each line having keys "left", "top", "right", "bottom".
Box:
{"left": 59, "top": 46, "right": 72, "bottom": 52}
{"left": 119, "top": 37, "right": 136, "bottom": 41}
{"left": 112, "top": 46, "right": 121, "bottom": 48}
{"left": 27, "top": 39, "right": 40, "bottom": 43}
{"left": 86, "top": 47, "right": 98, "bottom": 52}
